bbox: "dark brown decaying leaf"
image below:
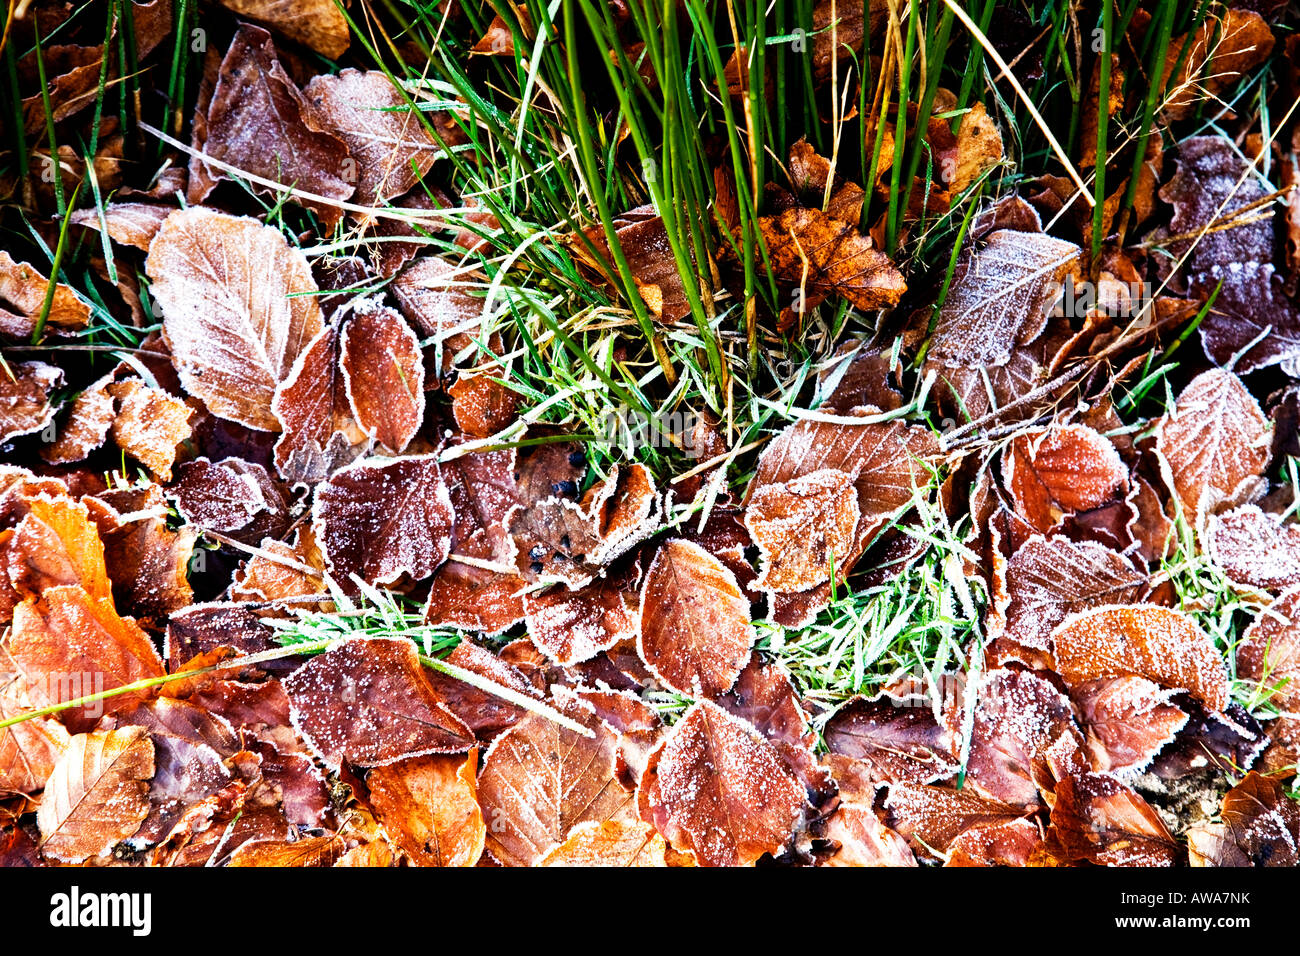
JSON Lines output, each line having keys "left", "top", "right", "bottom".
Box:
{"left": 637, "top": 539, "right": 754, "bottom": 699}
{"left": 824, "top": 696, "right": 959, "bottom": 785}
{"left": 476, "top": 712, "right": 634, "bottom": 867}
{"left": 1156, "top": 368, "right": 1271, "bottom": 523}
{"left": 1049, "top": 605, "right": 1231, "bottom": 712}
{"left": 340, "top": 303, "right": 425, "bottom": 453}
{"left": 283, "top": 637, "right": 474, "bottom": 770}
{"left": 639, "top": 700, "right": 806, "bottom": 867}
{"left": 37, "top": 727, "right": 155, "bottom": 863}
{"left": 146, "top": 207, "right": 324, "bottom": 431}
{"left": 312, "top": 454, "right": 454, "bottom": 588}
{"left": 170, "top": 457, "right": 285, "bottom": 537}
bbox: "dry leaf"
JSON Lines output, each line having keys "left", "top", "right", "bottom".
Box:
{"left": 539, "top": 819, "right": 668, "bottom": 867}
{"left": 1238, "top": 586, "right": 1300, "bottom": 715}
{"left": 1050, "top": 769, "right": 1180, "bottom": 866}
{"left": 0, "top": 361, "right": 62, "bottom": 443}
{"left": 367, "top": 751, "right": 485, "bottom": 867}
{"left": 746, "top": 468, "right": 860, "bottom": 593}
{"left": 1004, "top": 424, "right": 1128, "bottom": 532}
{"left": 7, "top": 494, "right": 112, "bottom": 603}
{"left": 341, "top": 303, "right": 425, "bottom": 452}
{"left": 214, "top": 0, "right": 350, "bottom": 59}
{"left": 40, "top": 373, "right": 115, "bottom": 464}
{"left": 824, "top": 696, "right": 959, "bottom": 785}
{"left": 0, "top": 251, "right": 91, "bottom": 339}
{"left": 107, "top": 379, "right": 193, "bottom": 481}
{"left": 1071, "top": 677, "right": 1188, "bottom": 776}
{"left": 1209, "top": 505, "right": 1300, "bottom": 592}
{"left": 818, "top": 802, "right": 917, "bottom": 867}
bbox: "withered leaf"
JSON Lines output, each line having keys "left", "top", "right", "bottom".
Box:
{"left": 448, "top": 369, "right": 519, "bottom": 439}
{"left": 147, "top": 207, "right": 324, "bottom": 431}
{"left": 1050, "top": 605, "right": 1231, "bottom": 712}
{"left": 1189, "top": 771, "right": 1300, "bottom": 867}
{"left": 312, "top": 454, "right": 454, "bottom": 587}
{"left": 0, "top": 361, "right": 62, "bottom": 443}
{"left": 91, "top": 484, "right": 196, "bottom": 624}
{"left": 341, "top": 303, "right": 425, "bottom": 453}
{"left": 1156, "top": 368, "right": 1271, "bottom": 523}
{"left": 1004, "top": 424, "right": 1127, "bottom": 532}
{"left": 10, "top": 585, "right": 166, "bottom": 731}
{"left": 271, "top": 322, "right": 369, "bottom": 485}
{"left": 367, "top": 751, "right": 485, "bottom": 867}
{"left": 8, "top": 494, "right": 112, "bottom": 603}
{"left": 389, "top": 256, "right": 484, "bottom": 369}
{"left": 1050, "top": 770, "right": 1180, "bottom": 866}
{"left": 824, "top": 696, "right": 959, "bottom": 785}
{"left": 637, "top": 539, "right": 754, "bottom": 699}
{"left": 639, "top": 700, "right": 806, "bottom": 867}
{"left": 70, "top": 202, "right": 172, "bottom": 252}
{"left": 1163, "top": 13, "right": 1275, "bottom": 122}
{"left": 1002, "top": 536, "right": 1147, "bottom": 654}
{"left": 745, "top": 468, "right": 860, "bottom": 594}
{"left": 40, "top": 372, "right": 115, "bottom": 464}
{"left": 538, "top": 819, "right": 668, "bottom": 867}
{"left": 37, "top": 726, "right": 154, "bottom": 863}
{"left": 302, "top": 70, "right": 441, "bottom": 206}
{"left": 1209, "top": 505, "right": 1300, "bottom": 593}
{"left": 283, "top": 637, "right": 474, "bottom": 770}
{"left": 170, "top": 457, "right": 286, "bottom": 536}
{"left": 0, "top": 251, "right": 92, "bottom": 339}
{"left": 106, "top": 378, "right": 193, "bottom": 482}
{"left": 818, "top": 802, "right": 917, "bottom": 867}
{"left": 214, "top": 0, "right": 350, "bottom": 59}
{"left": 1072, "top": 677, "right": 1187, "bottom": 777}
{"left": 476, "top": 712, "right": 633, "bottom": 866}
{"left": 228, "top": 835, "right": 345, "bottom": 867}
{"left": 759, "top": 205, "right": 906, "bottom": 311}
{"left": 204, "top": 25, "right": 354, "bottom": 224}
{"left": 1238, "top": 586, "right": 1300, "bottom": 715}
{"left": 882, "top": 782, "right": 1026, "bottom": 858}
{"left": 525, "top": 563, "right": 638, "bottom": 666}
{"left": 0, "top": 665, "right": 71, "bottom": 795}
{"left": 945, "top": 818, "right": 1041, "bottom": 868}
{"left": 423, "top": 561, "right": 527, "bottom": 636}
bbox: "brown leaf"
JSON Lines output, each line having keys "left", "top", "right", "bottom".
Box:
{"left": 90, "top": 484, "right": 195, "bottom": 624}
{"left": 213, "top": 0, "right": 350, "bottom": 59}
{"left": 0, "top": 251, "right": 91, "bottom": 340}
{"left": 449, "top": 369, "right": 519, "bottom": 439}
{"left": 37, "top": 726, "right": 154, "bottom": 863}
{"left": 423, "top": 561, "right": 527, "bottom": 636}
{"left": 637, "top": 539, "right": 754, "bottom": 698}
{"left": 638, "top": 700, "right": 806, "bottom": 866}
{"left": 1188, "top": 771, "right": 1300, "bottom": 867}
{"left": 1050, "top": 770, "right": 1180, "bottom": 866}
{"left": 1209, "top": 505, "right": 1300, "bottom": 592}
{"left": 227, "top": 834, "right": 345, "bottom": 867}
{"left": 10, "top": 585, "right": 166, "bottom": 732}
{"left": 367, "top": 751, "right": 485, "bottom": 867}
{"left": 389, "top": 256, "right": 484, "bottom": 374}
{"left": 818, "top": 802, "right": 917, "bottom": 867}
{"left": 302, "top": 70, "right": 441, "bottom": 206}
{"left": 824, "top": 696, "right": 959, "bottom": 785}
{"left": 945, "top": 818, "right": 1041, "bottom": 867}
{"left": 582, "top": 206, "right": 693, "bottom": 322}
{"left": 7, "top": 494, "right": 112, "bottom": 603}
{"left": 1002, "top": 536, "right": 1147, "bottom": 654}
{"left": 0, "top": 361, "right": 62, "bottom": 443}
{"left": 283, "top": 637, "right": 474, "bottom": 770}
{"left": 40, "top": 373, "right": 115, "bottom": 464}
{"left": 170, "top": 457, "right": 287, "bottom": 537}
{"left": 70, "top": 202, "right": 172, "bottom": 252}
{"left": 1072, "top": 678, "right": 1187, "bottom": 777}
{"left": 203, "top": 25, "right": 355, "bottom": 225}
{"left": 525, "top": 563, "right": 638, "bottom": 666}
{"left": 1238, "top": 585, "right": 1300, "bottom": 715}
{"left": 759, "top": 205, "right": 906, "bottom": 311}
{"left": 1156, "top": 368, "right": 1271, "bottom": 523}
{"left": 341, "top": 303, "right": 425, "bottom": 452}
{"left": 1004, "top": 424, "right": 1127, "bottom": 532}
{"left": 538, "top": 819, "right": 667, "bottom": 867}
{"left": 882, "top": 782, "right": 1026, "bottom": 858}
{"left": 1163, "top": 11, "right": 1274, "bottom": 121}
{"left": 1050, "top": 605, "right": 1231, "bottom": 712}
{"left": 230, "top": 526, "right": 328, "bottom": 605}
{"left": 312, "top": 454, "right": 454, "bottom": 588}
{"left": 271, "top": 323, "right": 369, "bottom": 485}
{"left": 0, "top": 663, "right": 71, "bottom": 795}
{"left": 476, "top": 712, "right": 634, "bottom": 866}
{"left": 106, "top": 379, "right": 193, "bottom": 481}
{"left": 146, "top": 207, "right": 324, "bottom": 431}
{"left": 745, "top": 468, "right": 860, "bottom": 594}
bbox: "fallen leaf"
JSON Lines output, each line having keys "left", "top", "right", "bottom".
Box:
{"left": 448, "top": 369, "right": 519, "bottom": 439}
{"left": 1188, "top": 771, "right": 1300, "bottom": 867}
{"left": 0, "top": 664, "right": 71, "bottom": 795}
{"left": 1238, "top": 585, "right": 1300, "bottom": 715}
{"left": 69, "top": 202, "right": 172, "bottom": 252}
{"left": 341, "top": 303, "right": 425, "bottom": 452}
{"left": 882, "top": 783, "right": 1026, "bottom": 858}
{"left": 824, "top": 696, "right": 959, "bottom": 785}
{"left": 7, "top": 494, "right": 112, "bottom": 603}
{"left": 214, "top": 0, "right": 350, "bottom": 59}
{"left": 107, "top": 379, "right": 193, "bottom": 481}
{"left": 0, "top": 361, "right": 62, "bottom": 443}
{"left": 40, "top": 373, "right": 115, "bottom": 464}
{"left": 0, "top": 251, "right": 91, "bottom": 339}
{"left": 1209, "top": 505, "right": 1300, "bottom": 592}
{"left": 1050, "top": 769, "right": 1180, "bottom": 866}
{"left": 818, "top": 802, "right": 917, "bottom": 867}
{"left": 525, "top": 564, "right": 638, "bottom": 666}
{"left": 539, "top": 819, "right": 668, "bottom": 867}
{"left": 37, "top": 726, "right": 154, "bottom": 863}
{"left": 745, "top": 468, "right": 860, "bottom": 593}
{"left": 637, "top": 539, "right": 754, "bottom": 699}
{"left": 367, "top": 751, "right": 485, "bottom": 867}
{"left": 1072, "top": 677, "right": 1188, "bottom": 777}
{"left": 146, "top": 207, "right": 324, "bottom": 431}
{"left": 283, "top": 637, "right": 474, "bottom": 770}
{"left": 227, "top": 834, "right": 345, "bottom": 867}
{"left": 1003, "top": 424, "right": 1128, "bottom": 532}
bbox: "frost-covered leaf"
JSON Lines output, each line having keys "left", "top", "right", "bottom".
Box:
{"left": 7, "top": 494, "right": 112, "bottom": 603}
{"left": 70, "top": 202, "right": 171, "bottom": 251}
{"left": 817, "top": 803, "right": 916, "bottom": 867}
{"left": 945, "top": 818, "right": 1041, "bottom": 867}
{"left": 367, "top": 751, "right": 485, "bottom": 867}
{"left": 0, "top": 663, "right": 71, "bottom": 795}
{"left": 1050, "top": 770, "right": 1180, "bottom": 866}
{"left": 205, "top": 25, "right": 354, "bottom": 224}
{"left": 1156, "top": 368, "right": 1271, "bottom": 522}
{"left": 90, "top": 483, "right": 197, "bottom": 624}
{"left": 10, "top": 585, "right": 165, "bottom": 732}
{"left": 638, "top": 700, "right": 806, "bottom": 867}
{"left": 170, "top": 457, "right": 286, "bottom": 537}
{"left": 106, "top": 379, "right": 193, "bottom": 481}
{"left": 282, "top": 637, "right": 474, "bottom": 770}
{"left": 0, "top": 361, "right": 62, "bottom": 443}
{"left": 637, "top": 539, "right": 754, "bottom": 699}
{"left": 1238, "top": 586, "right": 1300, "bottom": 715}
{"left": 341, "top": 303, "right": 425, "bottom": 453}
{"left": 539, "top": 820, "right": 668, "bottom": 867}
{"left": 214, "top": 0, "right": 350, "bottom": 58}
{"left": 745, "top": 468, "right": 860, "bottom": 594}
{"left": 882, "top": 783, "right": 1026, "bottom": 859}
{"left": 312, "top": 454, "right": 454, "bottom": 587}
{"left": 423, "top": 561, "right": 526, "bottom": 636}
{"left": 37, "top": 727, "right": 154, "bottom": 863}
{"left": 926, "top": 230, "right": 1081, "bottom": 368}
{"left": 40, "top": 373, "right": 115, "bottom": 464}
{"left": 1188, "top": 771, "right": 1300, "bottom": 867}
{"left": 525, "top": 563, "right": 638, "bottom": 666}
{"left": 271, "top": 323, "right": 369, "bottom": 485}
{"left": 301, "top": 69, "right": 441, "bottom": 206}
{"left": 1210, "top": 505, "right": 1300, "bottom": 593}
{"left": 1071, "top": 677, "right": 1187, "bottom": 777}
{"left": 1003, "top": 424, "right": 1127, "bottom": 532}
{"left": 228, "top": 835, "right": 345, "bottom": 867}
{"left": 476, "top": 711, "right": 633, "bottom": 867}
{"left": 1050, "top": 605, "right": 1230, "bottom": 712}
{"left": 0, "top": 251, "right": 91, "bottom": 340}
{"left": 146, "top": 207, "right": 324, "bottom": 431}
{"left": 824, "top": 696, "right": 959, "bottom": 785}
{"left": 1002, "top": 536, "right": 1147, "bottom": 654}
{"left": 448, "top": 368, "right": 519, "bottom": 439}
